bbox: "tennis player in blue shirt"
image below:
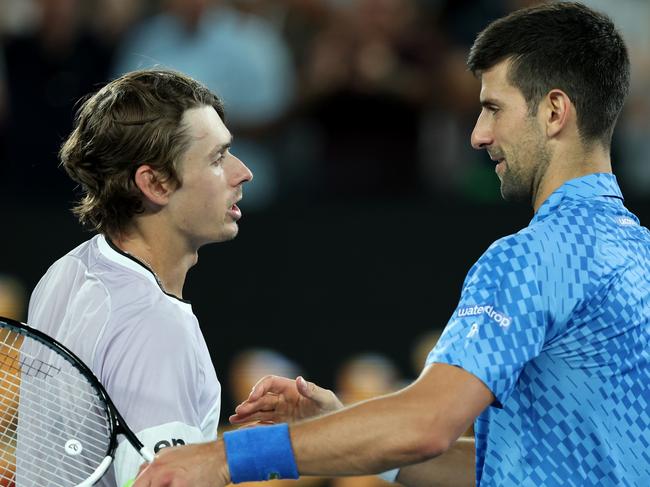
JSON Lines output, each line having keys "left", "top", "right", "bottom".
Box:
{"left": 135, "top": 3, "right": 649, "bottom": 486}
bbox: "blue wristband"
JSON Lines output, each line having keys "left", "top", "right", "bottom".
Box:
{"left": 223, "top": 423, "right": 299, "bottom": 483}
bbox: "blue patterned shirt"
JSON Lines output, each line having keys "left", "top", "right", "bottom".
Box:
{"left": 427, "top": 173, "right": 650, "bottom": 486}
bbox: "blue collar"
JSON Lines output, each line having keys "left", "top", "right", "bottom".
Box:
{"left": 531, "top": 173, "right": 624, "bottom": 224}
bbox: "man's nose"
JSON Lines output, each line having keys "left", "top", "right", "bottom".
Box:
{"left": 471, "top": 113, "right": 493, "bottom": 150}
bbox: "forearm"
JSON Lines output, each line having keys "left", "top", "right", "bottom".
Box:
{"left": 287, "top": 370, "right": 479, "bottom": 477}
{"left": 133, "top": 364, "right": 492, "bottom": 487}
{"left": 396, "top": 437, "right": 475, "bottom": 487}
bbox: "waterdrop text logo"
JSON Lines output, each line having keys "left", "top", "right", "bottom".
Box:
{"left": 457, "top": 305, "right": 511, "bottom": 328}
{"left": 615, "top": 216, "right": 636, "bottom": 226}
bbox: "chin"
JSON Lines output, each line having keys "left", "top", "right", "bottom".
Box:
{"left": 217, "top": 224, "right": 240, "bottom": 242}
{"left": 501, "top": 186, "right": 530, "bottom": 203}
{"left": 196, "top": 226, "right": 239, "bottom": 248}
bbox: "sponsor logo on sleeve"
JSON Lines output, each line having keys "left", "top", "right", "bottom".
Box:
{"left": 615, "top": 216, "right": 636, "bottom": 226}
{"left": 154, "top": 438, "right": 186, "bottom": 453}
{"left": 457, "top": 305, "right": 511, "bottom": 328}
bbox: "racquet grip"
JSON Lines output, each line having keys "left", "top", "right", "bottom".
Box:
{"left": 141, "top": 446, "right": 155, "bottom": 463}
{"left": 123, "top": 447, "right": 154, "bottom": 487}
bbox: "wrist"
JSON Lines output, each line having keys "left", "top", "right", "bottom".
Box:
{"left": 215, "top": 440, "right": 231, "bottom": 486}
{"left": 223, "top": 423, "right": 299, "bottom": 483}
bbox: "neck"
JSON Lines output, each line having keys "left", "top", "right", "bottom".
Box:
{"left": 109, "top": 225, "right": 198, "bottom": 299}
{"left": 532, "top": 142, "right": 612, "bottom": 213}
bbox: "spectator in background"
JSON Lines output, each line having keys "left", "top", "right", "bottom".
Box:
{"left": 227, "top": 348, "right": 302, "bottom": 411}
{"left": 0, "top": 275, "right": 27, "bottom": 321}
{"left": 334, "top": 353, "right": 400, "bottom": 406}
{"left": 293, "top": 0, "right": 437, "bottom": 199}
{"left": 409, "top": 330, "right": 442, "bottom": 378}
{"left": 418, "top": 0, "right": 510, "bottom": 202}
{"left": 244, "top": 0, "right": 335, "bottom": 75}
{"left": 113, "top": 0, "right": 296, "bottom": 210}
{"left": 580, "top": 0, "right": 650, "bottom": 199}
{"left": 1, "top": 0, "right": 112, "bottom": 200}
{"left": 419, "top": 0, "right": 543, "bottom": 202}
{"left": 89, "top": 0, "right": 147, "bottom": 49}
{"left": 0, "top": 49, "right": 7, "bottom": 165}
{"left": 332, "top": 353, "right": 402, "bottom": 487}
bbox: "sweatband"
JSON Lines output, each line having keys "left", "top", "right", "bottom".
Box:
{"left": 378, "top": 468, "right": 400, "bottom": 483}
{"left": 224, "top": 423, "right": 299, "bottom": 483}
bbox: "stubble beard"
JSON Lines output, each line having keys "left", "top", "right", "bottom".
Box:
{"left": 499, "top": 122, "right": 551, "bottom": 205}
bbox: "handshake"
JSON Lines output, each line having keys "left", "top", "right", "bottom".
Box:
{"left": 132, "top": 376, "right": 343, "bottom": 487}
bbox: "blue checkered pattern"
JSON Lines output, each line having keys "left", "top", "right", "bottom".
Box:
{"left": 427, "top": 174, "right": 650, "bottom": 486}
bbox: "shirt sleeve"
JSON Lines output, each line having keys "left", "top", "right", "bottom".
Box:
{"left": 426, "top": 233, "right": 551, "bottom": 407}
{"left": 113, "top": 422, "right": 205, "bottom": 486}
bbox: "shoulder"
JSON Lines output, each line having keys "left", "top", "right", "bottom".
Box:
{"left": 30, "top": 238, "right": 111, "bottom": 315}
{"left": 464, "top": 217, "right": 584, "bottom": 297}
{"left": 471, "top": 228, "right": 546, "bottom": 277}
{"left": 102, "top": 297, "right": 199, "bottom": 358}
{"left": 475, "top": 210, "right": 593, "bottom": 274}
{"left": 94, "top": 300, "right": 203, "bottom": 395}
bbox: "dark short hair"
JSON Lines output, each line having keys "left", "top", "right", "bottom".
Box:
{"left": 60, "top": 69, "right": 225, "bottom": 236}
{"left": 468, "top": 2, "right": 629, "bottom": 147}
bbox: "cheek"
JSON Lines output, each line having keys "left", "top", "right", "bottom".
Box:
{"left": 193, "top": 167, "right": 227, "bottom": 196}
{"left": 178, "top": 177, "right": 226, "bottom": 216}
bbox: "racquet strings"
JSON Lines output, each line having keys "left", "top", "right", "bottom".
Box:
{"left": 0, "top": 326, "right": 113, "bottom": 486}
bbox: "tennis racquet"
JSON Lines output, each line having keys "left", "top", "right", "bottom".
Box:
{"left": 0, "top": 315, "right": 154, "bottom": 486}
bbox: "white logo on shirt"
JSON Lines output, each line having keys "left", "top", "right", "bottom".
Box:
{"left": 466, "top": 323, "right": 479, "bottom": 338}
{"left": 616, "top": 216, "right": 636, "bottom": 226}
{"left": 457, "top": 305, "right": 511, "bottom": 328}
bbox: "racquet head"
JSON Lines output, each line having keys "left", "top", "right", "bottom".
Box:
{"left": 0, "top": 316, "right": 153, "bottom": 486}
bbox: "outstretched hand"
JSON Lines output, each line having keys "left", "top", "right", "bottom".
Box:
{"left": 132, "top": 441, "right": 228, "bottom": 487}
{"left": 229, "top": 375, "right": 343, "bottom": 425}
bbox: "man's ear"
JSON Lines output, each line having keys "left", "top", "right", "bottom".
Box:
{"left": 134, "top": 165, "right": 175, "bottom": 206}
{"left": 543, "top": 89, "right": 572, "bottom": 138}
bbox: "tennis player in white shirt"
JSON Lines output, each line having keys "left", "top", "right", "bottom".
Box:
{"left": 27, "top": 69, "right": 252, "bottom": 487}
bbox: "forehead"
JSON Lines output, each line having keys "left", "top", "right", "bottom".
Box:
{"left": 479, "top": 59, "right": 525, "bottom": 105}
{"left": 181, "top": 105, "right": 231, "bottom": 148}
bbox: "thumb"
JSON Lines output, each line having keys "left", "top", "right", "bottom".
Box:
{"left": 296, "top": 376, "right": 344, "bottom": 413}
{"left": 296, "top": 376, "right": 316, "bottom": 398}
{"left": 296, "top": 376, "right": 337, "bottom": 405}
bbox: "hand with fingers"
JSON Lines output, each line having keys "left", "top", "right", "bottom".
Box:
{"left": 229, "top": 375, "right": 344, "bottom": 426}
{"left": 132, "top": 441, "right": 228, "bottom": 487}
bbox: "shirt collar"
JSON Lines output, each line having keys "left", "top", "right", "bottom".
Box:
{"left": 96, "top": 234, "right": 193, "bottom": 307}
{"left": 531, "top": 173, "right": 623, "bottom": 224}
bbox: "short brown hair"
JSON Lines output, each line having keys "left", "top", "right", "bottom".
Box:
{"left": 60, "top": 69, "right": 225, "bottom": 236}
{"left": 468, "top": 2, "right": 629, "bottom": 148}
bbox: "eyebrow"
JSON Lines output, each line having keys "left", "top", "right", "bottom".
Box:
{"left": 208, "top": 137, "right": 233, "bottom": 159}
{"left": 480, "top": 98, "right": 501, "bottom": 108}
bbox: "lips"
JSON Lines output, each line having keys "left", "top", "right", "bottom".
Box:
{"left": 495, "top": 159, "right": 505, "bottom": 175}
{"left": 228, "top": 203, "right": 242, "bottom": 220}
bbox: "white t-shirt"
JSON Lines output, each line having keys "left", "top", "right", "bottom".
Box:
{"left": 23, "top": 234, "right": 221, "bottom": 486}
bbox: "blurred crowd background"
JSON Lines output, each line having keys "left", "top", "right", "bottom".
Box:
{"left": 0, "top": 1, "right": 648, "bottom": 482}
{"left": 2, "top": 0, "right": 649, "bottom": 206}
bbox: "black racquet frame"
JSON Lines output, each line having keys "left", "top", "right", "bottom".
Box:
{"left": 0, "top": 315, "right": 154, "bottom": 486}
